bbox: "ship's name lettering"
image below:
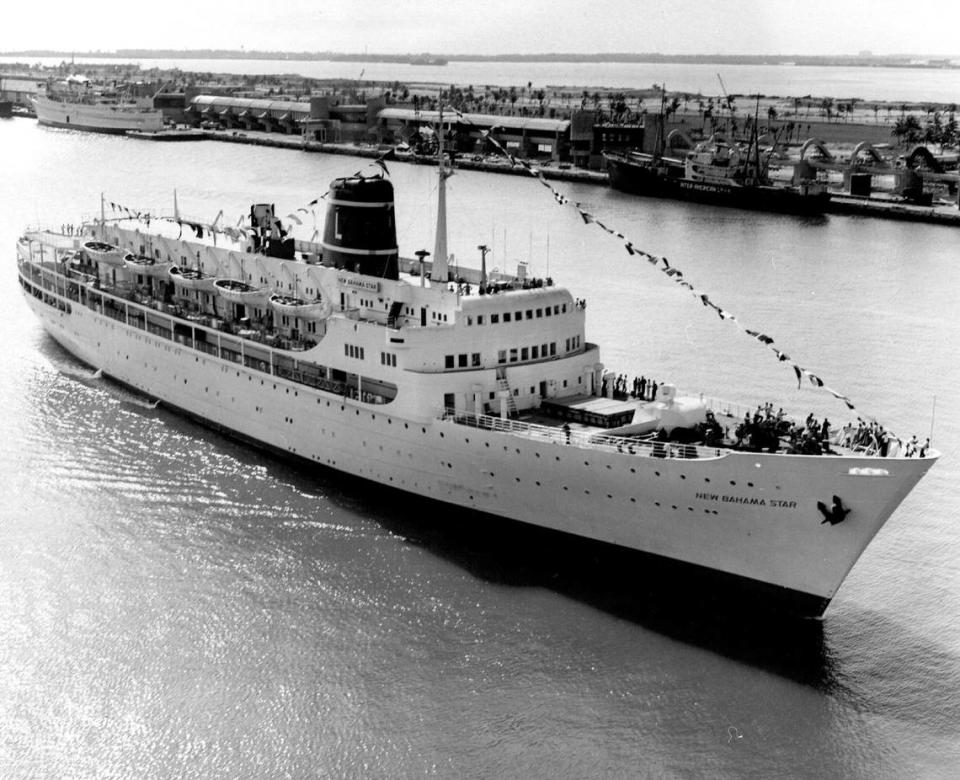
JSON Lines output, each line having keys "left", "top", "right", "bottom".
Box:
{"left": 679, "top": 182, "right": 725, "bottom": 194}
{"left": 695, "top": 492, "right": 797, "bottom": 509}
{"left": 337, "top": 275, "right": 381, "bottom": 292}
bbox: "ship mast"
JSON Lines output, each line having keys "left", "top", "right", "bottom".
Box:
{"left": 430, "top": 104, "right": 450, "bottom": 283}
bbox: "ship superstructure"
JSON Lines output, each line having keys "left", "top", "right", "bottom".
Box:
{"left": 16, "top": 162, "right": 937, "bottom": 616}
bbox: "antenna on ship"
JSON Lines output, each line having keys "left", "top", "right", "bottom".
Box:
{"left": 430, "top": 103, "right": 450, "bottom": 284}
{"left": 100, "top": 192, "right": 106, "bottom": 240}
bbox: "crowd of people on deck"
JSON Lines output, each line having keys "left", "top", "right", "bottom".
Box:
{"left": 838, "top": 421, "right": 930, "bottom": 458}
{"left": 599, "top": 366, "right": 935, "bottom": 459}
{"left": 604, "top": 373, "right": 661, "bottom": 401}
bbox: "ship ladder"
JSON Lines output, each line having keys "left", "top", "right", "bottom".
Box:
{"left": 495, "top": 373, "right": 519, "bottom": 418}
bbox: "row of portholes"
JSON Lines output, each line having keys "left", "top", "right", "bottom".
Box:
{"left": 112, "top": 342, "right": 765, "bottom": 500}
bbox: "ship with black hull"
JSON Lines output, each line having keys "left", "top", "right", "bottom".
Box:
{"left": 604, "top": 111, "right": 831, "bottom": 216}
{"left": 15, "top": 138, "right": 936, "bottom": 617}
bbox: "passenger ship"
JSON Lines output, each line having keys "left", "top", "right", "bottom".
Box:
{"left": 31, "top": 78, "right": 164, "bottom": 134}
{"left": 16, "top": 156, "right": 937, "bottom": 616}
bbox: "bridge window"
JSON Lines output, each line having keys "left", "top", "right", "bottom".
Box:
{"left": 503, "top": 312, "right": 511, "bottom": 322}
{"left": 472, "top": 353, "right": 481, "bottom": 367}
{"left": 445, "top": 355, "right": 454, "bottom": 369}
{"left": 491, "top": 314, "right": 499, "bottom": 324}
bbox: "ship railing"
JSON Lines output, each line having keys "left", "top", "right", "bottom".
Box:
{"left": 687, "top": 392, "right": 755, "bottom": 422}
{"left": 443, "top": 409, "right": 726, "bottom": 461}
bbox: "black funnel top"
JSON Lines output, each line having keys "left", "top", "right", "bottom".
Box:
{"left": 322, "top": 176, "right": 399, "bottom": 280}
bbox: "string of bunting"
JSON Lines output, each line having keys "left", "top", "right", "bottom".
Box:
{"left": 105, "top": 151, "right": 395, "bottom": 246}
{"left": 444, "top": 105, "right": 864, "bottom": 419}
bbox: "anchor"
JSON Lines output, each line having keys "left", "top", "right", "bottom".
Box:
{"left": 818, "top": 495, "right": 850, "bottom": 525}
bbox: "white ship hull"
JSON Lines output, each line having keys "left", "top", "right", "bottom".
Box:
{"left": 19, "top": 259, "right": 935, "bottom": 615}
{"left": 31, "top": 95, "right": 164, "bottom": 134}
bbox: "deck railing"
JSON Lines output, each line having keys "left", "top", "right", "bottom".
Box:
{"left": 442, "top": 409, "right": 727, "bottom": 461}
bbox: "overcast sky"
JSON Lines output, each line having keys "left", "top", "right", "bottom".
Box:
{"left": 3, "top": 0, "right": 959, "bottom": 56}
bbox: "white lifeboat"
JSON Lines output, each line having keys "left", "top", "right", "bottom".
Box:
{"left": 268, "top": 293, "right": 331, "bottom": 321}
{"left": 168, "top": 265, "right": 216, "bottom": 291}
{"left": 82, "top": 240, "right": 124, "bottom": 266}
{"left": 214, "top": 278, "right": 268, "bottom": 305}
{"left": 123, "top": 252, "right": 172, "bottom": 276}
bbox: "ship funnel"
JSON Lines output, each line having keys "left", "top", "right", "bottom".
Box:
{"left": 321, "top": 176, "right": 399, "bottom": 280}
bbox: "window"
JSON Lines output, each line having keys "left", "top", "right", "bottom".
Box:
{"left": 521, "top": 347, "right": 529, "bottom": 360}
{"left": 445, "top": 355, "right": 454, "bottom": 369}
{"left": 458, "top": 354, "right": 468, "bottom": 368}
{"left": 491, "top": 313, "right": 499, "bottom": 324}
{"left": 467, "top": 316, "right": 473, "bottom": 326}
{"left": 526, "top": 310, "right": 533, "bottom": 319}
{"left": 498, "top": 350, "right": 507, "bottom": 364}
{"left": 504, "top": 312, "right": 511, "bottom": 322}
{"left": 545, "top": 307, "right": 551, "bottom": 317}
{"left": 471, "top": 353, "right": 481, "bottom": 367}
{"left": 516, "top": 311, "right": 522, "bottom": 320}
{"left": 562, "top": 303, "right": 567, "bottom": 313}
{"left": 550, "top": 343, "right": 556, "bottom": 356}
{"left": 531, "top": 346, "right": 539, "bottom": 359}
{"left": 536, "top": 308, "right": 542, "bottom": 318}
{"left": 509, "top": 348, "right": 518, "bottom": 363}
{"left": 477, "top": 315, "right": 484, "bottom": 325}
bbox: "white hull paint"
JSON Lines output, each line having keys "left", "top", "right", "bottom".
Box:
{"left": 19, "top": 269, "right": 934, "bottom": 612}
{"left": 32, "top": 95, "right": 164, "bottom": 134}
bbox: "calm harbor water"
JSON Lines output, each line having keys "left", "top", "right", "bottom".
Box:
{"left": 1, "top": 115, "right": 959, "bottom": 778}
{"left": 3, "top": 55, "right": 960, "bottom": 103}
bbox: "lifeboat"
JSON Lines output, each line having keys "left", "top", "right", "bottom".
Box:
{"left": 268, "top": 292, "right": 331, "bottom": 321}
{"left": 123, "top": 252, "right": 172, "bottom": 276}
{"left": 214, "top": 278, "right": 268, "bottom": 305}
{"left": 168, "top": 265, "right": 216, "bottom": 291}
{"left": 82, "top": 240, "right": 124, "bottom": 266}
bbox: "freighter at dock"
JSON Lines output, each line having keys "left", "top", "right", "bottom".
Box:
{"left": 15, "top": 148, "right": 936, "bottom": 616}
